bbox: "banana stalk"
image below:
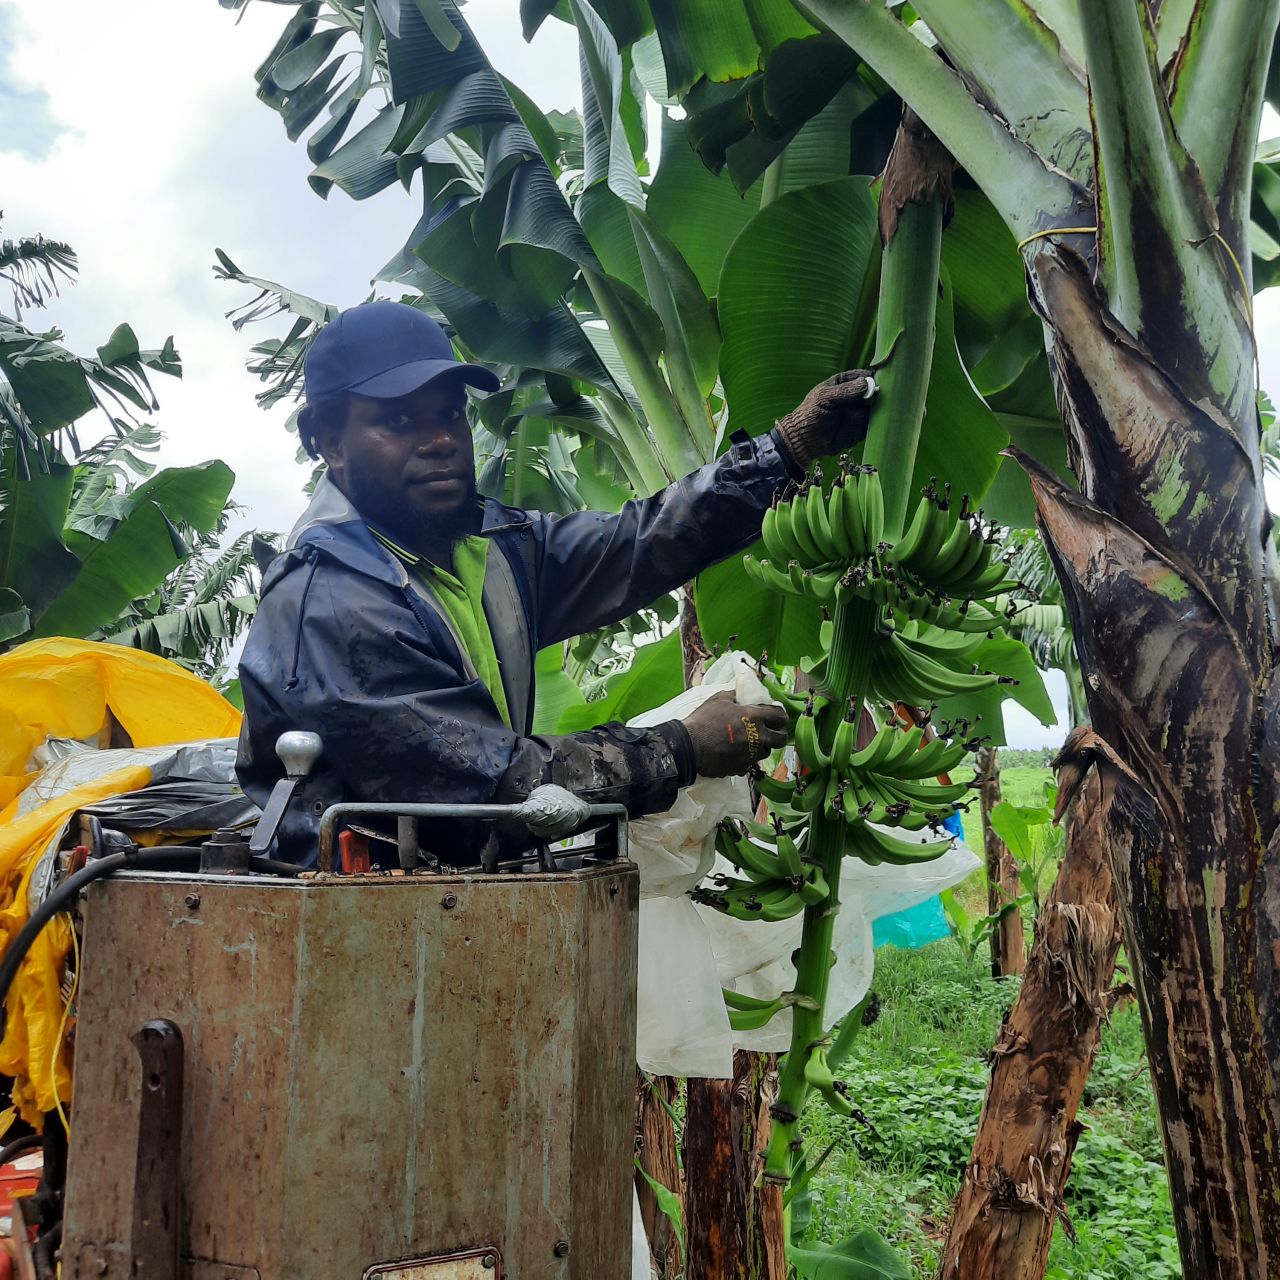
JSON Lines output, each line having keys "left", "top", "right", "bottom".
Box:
{"left": 761, "top": 597, "right": 880, "bottom": 1179}
{"left": 861, "top": 114, "right": 950, "bottom": 541}
{"left": 760, "top": 116, "right": 959, "bottom": 1185}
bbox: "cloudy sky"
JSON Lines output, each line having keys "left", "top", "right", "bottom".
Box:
{"left": 3, "top": 0, "right": 1276, "bottom": 745}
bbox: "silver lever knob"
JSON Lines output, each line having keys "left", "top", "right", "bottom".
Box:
{"left": 275, "top": 731, "right": 323, "bottom": 780}
{"left": 249, "top": 732, "right": 325, "bottom": 858}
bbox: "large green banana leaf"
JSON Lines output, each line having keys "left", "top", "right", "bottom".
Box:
{"left": 32, "top": 460, "right": 235, "bottom": 641}
{"left": 0, "top": 448, "right": 80, "bottom": 617}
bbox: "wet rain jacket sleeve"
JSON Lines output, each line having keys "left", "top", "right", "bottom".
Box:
{"left": 532, "top": 430, "right": 798, "bottom": 644}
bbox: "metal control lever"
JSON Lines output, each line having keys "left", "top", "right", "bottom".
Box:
{"left": 249, "top": 731, "right": 323, "bottom": 856}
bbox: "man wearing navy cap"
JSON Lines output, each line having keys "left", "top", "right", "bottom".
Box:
{"left": 236, "top": 300, "right": 875, "bottom": 865}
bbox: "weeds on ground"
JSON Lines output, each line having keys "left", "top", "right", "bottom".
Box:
{"left": 800, "top": 938, "right": 1179, "bottom": 1278}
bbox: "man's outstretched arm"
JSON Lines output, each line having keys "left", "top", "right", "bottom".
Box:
{"left": 532, "top": 372, "right": 876, "bottom": 645}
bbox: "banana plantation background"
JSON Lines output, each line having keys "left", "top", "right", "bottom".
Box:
{"left": 8, "top": 0, "right": 1280, "bottom": 1275}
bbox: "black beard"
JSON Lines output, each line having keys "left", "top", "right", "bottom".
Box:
{"left": 342, "top": 472, "right": 481, "bottom": 556}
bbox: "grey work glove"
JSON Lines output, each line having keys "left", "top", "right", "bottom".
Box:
{"left": 681, "top": 691, "right": 790, "bottom": 779}
{"left": 775, "top": 369, "right": 878, "bottom": 470}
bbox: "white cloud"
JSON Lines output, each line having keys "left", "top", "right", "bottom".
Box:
{"left": 0, "top": 0, "right": 580, "bottom": 539}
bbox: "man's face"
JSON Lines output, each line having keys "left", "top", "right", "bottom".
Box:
{"left": 318, "top": 377, "right": 477, "bottom": 542}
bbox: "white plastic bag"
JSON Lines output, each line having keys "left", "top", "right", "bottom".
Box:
{"left": 627, "top": 652, "right": 980, "bottom": 1070}
{"left": 627, "top": 652, "right": 762, "bottom": 1077}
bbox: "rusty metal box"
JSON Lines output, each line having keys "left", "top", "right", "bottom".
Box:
{"left": 61, "top": 863, "right": 638, "bottom": 1279}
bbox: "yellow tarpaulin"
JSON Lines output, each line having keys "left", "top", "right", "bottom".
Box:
{"left": 0, "top": 639, "right": 241, "bottom": 1124}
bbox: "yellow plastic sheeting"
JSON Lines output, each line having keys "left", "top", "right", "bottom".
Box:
{"left": 0, "top": 639, "right": 241, "bottom": 1125}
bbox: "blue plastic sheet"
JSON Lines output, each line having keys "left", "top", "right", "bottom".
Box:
{"left": 871, "top": 811, "right": 967, "bottom": 950}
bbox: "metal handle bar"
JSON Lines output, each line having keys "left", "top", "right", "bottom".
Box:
{"left": 317, "top": 800, "right": 628, "bottom": 874}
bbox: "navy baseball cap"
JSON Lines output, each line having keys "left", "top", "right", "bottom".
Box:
{"left": 303, "top": 301, "right": 499, "bottom": 403}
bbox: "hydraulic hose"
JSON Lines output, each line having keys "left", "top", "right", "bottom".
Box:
{"left": 0, "top": 845, "right": 302, "bottom": 1036}
{"left": 0, "top": 1132, "right": 41, "bottom": 1169}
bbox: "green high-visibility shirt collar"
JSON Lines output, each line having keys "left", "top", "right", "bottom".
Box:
{"left": 369, "top": 526, "right": 513, "bottom": 730}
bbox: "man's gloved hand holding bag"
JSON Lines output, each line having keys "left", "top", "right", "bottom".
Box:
{"left": 680, "top": 691, "right": 789, "bottom": 779}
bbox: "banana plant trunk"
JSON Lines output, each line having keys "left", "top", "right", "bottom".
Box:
{"left": 942, "top": 733, "right": 1121, "bottom": 1277}
{"left": 635, "top": 1073, "right": 684, "bottom": 1278}
{"left": 684, "top": 1054, "right": 787, "bottom": 1280}
{"left": 977, "top": 746, "right": 1025, "bottom": 979}
{"left": 1014, "top": 240, "right": 1280, "bottom": 1272}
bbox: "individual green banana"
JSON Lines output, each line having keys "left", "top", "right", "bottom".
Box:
{"left": 723, "top": 987, "right": 781, "bottom": 1012}
{"left": 826, "top": 478, "right": 857, "bottom": 559}
{"left": 828, "top": 699, "right": 861, "bottom": 768}
{"left": 892, "top": 492, "right": 936, "bottom": 568}
{"left": 728, "top": 999, "right": 785, "bottom": 1031}
{"left": 794, "top": 699, "right": 831, "bottom": 770}
{"left": 772, "top": 498, "right": 805, "bottom": 567}
{"left": 804, "top": 473, "right": 838, "bottom": 562}
{"left": 760, "top": 503, "right": 789, "bottom": 564}
{"left": 803, "top": 1045, "right": 854, "bottom": 1118}
{"left": 776, "top": 825, "right": 805, "bottom": 878}
{"left": 836, "top": 471, "right": 870, "bottom": 558}
{"left": 846, "top": 822, "right": 956, "bottom": 866}
{"left": 858, "top": 468, "right": 885, "bottom": 550}
{"left": 787, "top": 490, "right": 826, "bottom": 566}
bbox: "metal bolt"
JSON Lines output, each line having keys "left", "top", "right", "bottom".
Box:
{"left": 553, "top": 1240, "right": 570, "bottom": 1258}
{"left": 184, "top": 893, "right": 201, "bottom": 911}
{"left": 482, "top": 1256, "right": 497, "bottom": 1271}
{"left": 609, "top": 882, "right": 620, "bottom": 898}
{"left": 441, "top": 893, "right": 458, "bottom": 910}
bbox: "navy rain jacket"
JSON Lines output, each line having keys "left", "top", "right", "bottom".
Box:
{"left": 236, "top": 430, "right": 798, "bottom": 864}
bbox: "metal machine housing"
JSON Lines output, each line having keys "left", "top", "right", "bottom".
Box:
{"left": 60, "top": 863, "right": 638, "bottom": 1279}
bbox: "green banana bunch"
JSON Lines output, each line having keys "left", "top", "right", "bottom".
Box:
{"left": 889, "top": 487, "right": 1022, "bottom": 600}
{"left": 701, "top": 819, "right": 830, "bottom": 921}
{"left": 844, "top": 819, "right": 957, "bottom": 866}
{"left": 758, "top": 466, "right": 886, "bottom": 571}
{"left": 870, "top": 633, "right": 1016, "bottom": 706}
{"left": 839, "top": 766, "right": 964, "bottom": 825}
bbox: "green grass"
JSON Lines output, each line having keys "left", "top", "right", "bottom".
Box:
{"left": 794, "top": 808, "right": 1181, "bottom": 1280}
